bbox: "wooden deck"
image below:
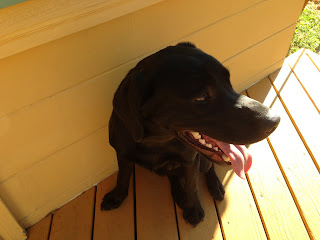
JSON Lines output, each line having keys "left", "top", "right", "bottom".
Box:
{"left": 26, "top": 49, "right": 320, "bottom": 240}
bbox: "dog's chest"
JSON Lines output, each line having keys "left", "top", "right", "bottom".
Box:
{"left": 135, "top": 139, "right": 197, "bottom": 174}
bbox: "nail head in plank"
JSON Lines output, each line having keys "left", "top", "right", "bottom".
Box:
{"left": 135, "top": 164, "right": 179, "bottom": 240}
{"left": 49, "top": 187, "right": 95, "bottom": 240}
{"left": 93, "top": 172, "right": 134, "bottom": 240}
{"left": 26, "top": 214, "right": 52, "bottom": 240}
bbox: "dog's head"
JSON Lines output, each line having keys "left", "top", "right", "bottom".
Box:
{"left": 113, "top": 42, "right": 280, "bottom": 178}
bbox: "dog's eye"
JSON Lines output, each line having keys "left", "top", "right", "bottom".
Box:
{"left": 194, "top": 92, "right": 210, "bottom": 102}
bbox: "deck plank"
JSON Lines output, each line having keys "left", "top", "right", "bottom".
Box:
{"left": 306, "top": 50, "right": 320, "bottom": 72}
{"left": 214, "top": 165, "right": 267, "bottom": 240}
{"left": 176, "top": 175, "right": 223, "bottom": 240}
{"left": 246, "top": 139, "right": 309, "bottom": 240}
{"left": 25, "top": 50, "right": 320, "bottom": 240}
{"left": 135, "top": 165, "right": 179, "bottom": 240}
{"left": 93, "top": 172, "right": 134, "bottom": 240}
{"left": 49, "top": 187, "right": 95, "bottom": 240}
{"left": 287, "top": 49, "right": 320, "bottom": 112}
{"left": 248, "top": 76, "right": 320, "bottom": 239}
{"left": 26, "top": 214, "right": 52, "bottom": 240}
{"left": 269, "top": 59, "right": 320, "bottom": 171}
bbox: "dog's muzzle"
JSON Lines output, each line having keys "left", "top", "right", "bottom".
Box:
{"left": 177, "top": 131, "right": 252, "bottom": 179}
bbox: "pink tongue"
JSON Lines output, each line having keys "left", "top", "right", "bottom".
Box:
{"left": 215, "top": 140, "right": 253, "bottom": 179}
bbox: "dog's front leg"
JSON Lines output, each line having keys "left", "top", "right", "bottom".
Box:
{"left": 101, "top": 153, "right": 134, "bottom": 210}
{"left": 182, "top": 156, "right": 204, "bottom": 226}
{"left": 206, "top": 164, "right": 225, "bottom": 201}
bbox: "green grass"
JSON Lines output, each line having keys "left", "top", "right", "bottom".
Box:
{"left": 288, "top": 2, "right": 320, "bottom": 55}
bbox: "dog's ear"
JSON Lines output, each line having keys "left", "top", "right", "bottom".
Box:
{"left": 113, "top": 70, "right": 145, "bottom": 142}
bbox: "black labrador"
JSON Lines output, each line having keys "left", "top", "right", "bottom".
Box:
{"left": 101, "top": 42, "right": 280, "bottom": 226}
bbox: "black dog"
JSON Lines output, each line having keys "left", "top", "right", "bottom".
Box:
{"left": 101, "top": 42, "right": 280, "bottom": 226}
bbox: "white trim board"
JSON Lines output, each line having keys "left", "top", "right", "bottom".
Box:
{"left": 0, "top": 198, "right": 26, "bottom": 240}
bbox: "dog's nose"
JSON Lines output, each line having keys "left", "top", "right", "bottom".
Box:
{"left": 266, "top": 109, "right": 281, "bottom": 134}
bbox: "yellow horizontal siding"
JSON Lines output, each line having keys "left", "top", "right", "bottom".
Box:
{"left": 0, "top": 126, "right": 117, "bottom": 227}
{"left": 0, "top": 197, "right": 26, "bottom": 240}
{"left": 0, "top": 0, "right": 304, "bottom": 228}
{"left": 0, "top": 0, "right": 164, "bottom": 60}
{"left": 223, "top": 25, "right": 296, "bottom": 92}
{"left": 0, "top": 62, "right": 133, "bottom": 183}
{"left": 0, "top": 24, "right": 295, "bottom": 186}
{"left": 0, "top": 0, "right": 303, "bottom": 118}
{"left": 0, "top": 25, "right": 297, "bottom": 227}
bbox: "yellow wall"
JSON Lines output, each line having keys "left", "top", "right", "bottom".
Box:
{"left": 0, "top": 0, "right": 304, "bottom": 228}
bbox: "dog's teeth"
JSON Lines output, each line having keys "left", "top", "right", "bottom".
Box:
{"left": 191, "top": 131, "right": 201, "bottom": 139}
{"left": 222, "top": 154, "right": 231, "bottom": 162}
{"left": 206, "top": 143, "right": 213, "bottom": 148}
{"left": 199, "top": 139, "right": 206, "bottom": 145}
{"left": 213, "top": 147, "right": 219, "bottom": 151}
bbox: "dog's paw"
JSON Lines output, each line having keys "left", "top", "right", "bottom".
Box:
{"left": 183, "top": 203, "right": 205, "bottom": 227}
{"left": 101, "top": 189, "right": 127, "bottom": 211}
{"left": 206, "top": 175, "right": 225, "bottom": 201}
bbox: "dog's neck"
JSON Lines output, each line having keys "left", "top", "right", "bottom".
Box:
{"left": 140, "top": 120, "right": 177, "bottom": 145}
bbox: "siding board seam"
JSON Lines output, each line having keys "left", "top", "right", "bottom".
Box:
{"left": 221, "top": 23, "right": 296, "bottom": 64}
{"left": 0, "top": 55, "right": 139, "bottom": 120}
{"left": 174, "top": 0, "right": 268, "bottom": 48}
{"left": 237, "top": 58, "right": 285, "bottom": 91}
{"left": 0, "top": 0, "right": 165, "bottom": 60}
{"left": 0, "top": 41, "right": 291, "bottom": 185}
{"left": 0, "top": 0, "right": 285, "bottom": 120}
{"left": 0, "top": 124, "right": 108, "bottom": 185}
{"left": 19, "top": 168, "right": 118, "bottom": 226}
{"left": 0, "top": 21, "right": 296, "bottom": 121}
{"left": 0, "top": 32, "right": 292, "bottom": 184}
{"left": 0, "top": 0, "right": 265, "bottom": 43}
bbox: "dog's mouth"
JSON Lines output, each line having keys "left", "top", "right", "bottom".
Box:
{"left": 178, "top": 131, "right": 253, "bottom": 179}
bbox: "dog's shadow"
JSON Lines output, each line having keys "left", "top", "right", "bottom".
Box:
{"left": 134, "top": 164, "right": 232, "bottom": 239}
{"left": 175, "top": 165, "right": 232, "bottom": 239}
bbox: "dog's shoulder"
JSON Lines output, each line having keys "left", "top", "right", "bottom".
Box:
{"left": 109, "top": 110, "right": 137, "bottom": 153}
